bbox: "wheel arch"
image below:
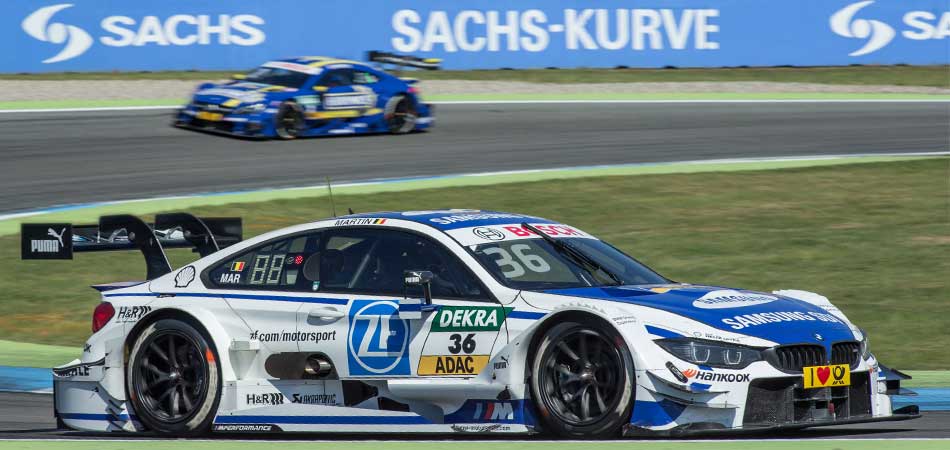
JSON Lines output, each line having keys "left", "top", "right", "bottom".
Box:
{"left": 124, "top": 306, "right": 237, "bottom": 381}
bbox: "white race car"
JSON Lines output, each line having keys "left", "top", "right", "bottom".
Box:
{"left": 22, "top": 210, "right": 918, "bottom": 437}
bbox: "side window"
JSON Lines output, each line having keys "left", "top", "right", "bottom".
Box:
{"left": 318, "top": 69, "right": 353, "bottom": 88}
{"left": 207, "top": 232, "right": 322, "bottom": 291}
{"left": 320, "top": 228, "right": 486, "bottom": 300}
{"left": 353, "top": 71, "right": 379, "bottom": 85}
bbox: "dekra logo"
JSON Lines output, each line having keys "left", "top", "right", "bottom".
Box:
{"left": 22, "top": 4, "right": 266, "bottom": 64}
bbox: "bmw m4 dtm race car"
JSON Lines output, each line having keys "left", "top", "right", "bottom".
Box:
{"left": 174, "top": 52, "right": 438, "bottom": 139}
{"left": 21, "top": 210, "right": 918, "bottom": 438}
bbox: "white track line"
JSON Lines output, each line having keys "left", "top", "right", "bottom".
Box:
{"left": 0, "top": 98, "right": 948, "bottom": 114}
{"left": 1, "top": 151, "right": 946, "bottom": 223}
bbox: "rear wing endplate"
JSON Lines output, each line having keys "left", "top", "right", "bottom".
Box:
{"left": 21, "top": 213, "right": 241, "bottom": 280}
{"left": 367, "top": 50, "right": 441, "bottom": 70}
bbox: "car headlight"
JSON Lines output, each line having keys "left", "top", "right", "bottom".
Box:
{"left": 656, "top": 338, "right": 764, "bottom": 369}
{"left": 859, "top": 328, "right": 871, "bottom": 359}
{"left": 234, "top": 103, "right": 266, "bottom": 115}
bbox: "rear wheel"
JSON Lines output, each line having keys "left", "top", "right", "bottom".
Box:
{"left": 127, "top": 319, "right": 220, "bottom": 436}
{"left": 274, "top": 102, "right": 305, "bottom": 139}
{"left": 530, "top": 321, "right": 634, "bottom": 438}
{"left": 384, "top": 95, "right": 417, "bottom": 134}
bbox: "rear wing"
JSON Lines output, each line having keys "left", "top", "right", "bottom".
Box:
{"left": 21, "top": 212, "right": 242, "bottom": 280}
{"left": 367, "top": 50, "right": 441, "bottom": 70}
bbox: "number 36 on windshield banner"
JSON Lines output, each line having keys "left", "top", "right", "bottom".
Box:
{"left": 803, "top": 364, "right": 850, "bottom": 389}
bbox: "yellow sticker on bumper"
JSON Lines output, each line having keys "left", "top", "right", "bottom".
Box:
{"left": 418, "top": 355, "right": 489, "bottom": 376}
{"left": 803, "top": 364, "right": 850, "bottom": 388}
{"left": 196, "top": 111, "right": 223, "bottom": 121}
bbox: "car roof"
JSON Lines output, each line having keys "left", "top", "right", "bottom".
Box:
{"left": 336, "top": 210, "right": 559, "bottom": 231}
{"left": 273, "top": 56, "right": 369, "bottom": 69}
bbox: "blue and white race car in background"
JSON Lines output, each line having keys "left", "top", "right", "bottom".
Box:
{"left": 24, "top": 210, "right": 918, "bottom": 438}
{"left": 174, "top": 52, "right": 437, "bottom": 139}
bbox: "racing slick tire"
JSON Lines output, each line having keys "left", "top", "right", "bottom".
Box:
{"left": 274, "top": 101, "right": 306, "bottom": 139}
{"left": 530, "top": 321, "right": 635, "bottom": 438}
{"left": 127, "top": 318, "right": 221, "bottom": 436}
{"left": 384, "top": 95, "right": 417, "bottom": 134}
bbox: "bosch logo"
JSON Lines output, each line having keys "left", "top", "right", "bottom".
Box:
{"left": 829, "top": 1, "right": 895, "bottom": 56}
{"left": 22, "top": 4, "right": 93, "bottom": 63}
{"left": 473, "top": 227, "right": 505, "bottom": 241}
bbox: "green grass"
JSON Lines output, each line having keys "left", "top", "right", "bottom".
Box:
{"left": 0, "top": 441, "right": 947, "bottom": 450}
{"left": 0, "top": 340, "right": 78, "bottom": 367}
{"left": 2, "top": 65, "right": 948, "bottom": 87}
{"left": 903, "top": 371, "right": 950, "bottom": 388}
{"left": 1, "top": 159, "right": 948, "bottom": 369}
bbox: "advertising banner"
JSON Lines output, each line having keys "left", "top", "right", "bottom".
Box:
{"left": 3, "top": 0, "right": 947, "bottom": 72}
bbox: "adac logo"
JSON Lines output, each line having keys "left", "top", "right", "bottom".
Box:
{"left": 22, "top": 4, "right": 93, "bottom": 63}
{"left": 830, "top": 1, "right": 896, "bottom": 56}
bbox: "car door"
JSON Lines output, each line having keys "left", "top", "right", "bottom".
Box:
{"left": 206, "top": 231, "right": 324, "bottom": 355}
{"left": 315, "top": 69, "right": 378, "bottom": 119}
{"left": 296, "top": 227, "right": 502, "bottom": 379}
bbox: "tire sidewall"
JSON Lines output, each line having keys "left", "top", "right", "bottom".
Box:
{"left": 127, "top": 318, "right": 221, "bottom": 436}
{"left": 384, "top": 95, "right": 416, "bottom": 134}
{"left": 274, "top": 102, "right": 304, "bottom": 139}
{"left": 529, "top": 321, "right": 635, "bottom": 438}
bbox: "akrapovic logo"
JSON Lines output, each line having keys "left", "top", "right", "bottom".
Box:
{"left": 22, "top": 4, "right": 266, "bottom": 64}
{"left": 830, "top": 1, "right": 949, "bottom": 56}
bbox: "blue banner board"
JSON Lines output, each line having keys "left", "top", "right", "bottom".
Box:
{"left": 3, "top": 0, "right": 947, "bottom": 72}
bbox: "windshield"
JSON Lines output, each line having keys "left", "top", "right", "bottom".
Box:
{"left": 470, "top": 237, "right": 668, "bottom": 290}
{"left": 243, "top": 66, "right": 311, "bottom": 89}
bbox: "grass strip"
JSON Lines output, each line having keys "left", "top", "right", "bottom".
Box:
{"left": 0, "top": 159, "right": 948, "bottom": 369}
{"left": 0, "top": 155, "right": 939, "bottom": 238}
{"left": 2, "top": 65, "right": 948, "bottom": 87}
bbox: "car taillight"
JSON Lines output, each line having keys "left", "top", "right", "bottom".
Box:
{"left": 408, "top": 86, "right": 420, "bottom": 95}
{"left": 92, "top": 302, "right": 115, "bottom": 333}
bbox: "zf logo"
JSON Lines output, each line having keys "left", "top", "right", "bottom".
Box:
{"left": 347, "top": 300, "right": 410, "bottom": 376}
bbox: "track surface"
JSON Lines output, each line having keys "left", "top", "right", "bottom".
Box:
{"left": 0, "top": 392, "right": 945, "bottom": 440}
{"left": 0, "top": 102, "right": 947, "bottom": 214}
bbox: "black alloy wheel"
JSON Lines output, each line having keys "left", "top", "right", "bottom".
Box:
{"left": 385, "top": 95, "right": 417, "bottom": 134}
{"left": 128, "top": 319, "right": 220, "bottom": 435}
{"left": 531, "top": 321, "right": 634, "bottom": 438}
{"left": 275, "top": 102, "right": 305, "bottom": 139}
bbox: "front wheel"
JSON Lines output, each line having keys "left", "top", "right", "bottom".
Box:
{"left": 274, "top": 102, "right": 305, "bottom": 139}
{"left": 384, "top": 95, "right": 417, "bottom": 134}
{"left": 530, "top": 321, "right": 635, "bottom": 438}
{"left": 127, "top": 318, "right": 220, "bottom": 436}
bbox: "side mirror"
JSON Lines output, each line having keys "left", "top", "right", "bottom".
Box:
{"left": 399, "top": 270, "right": 434, "bottom": 319}
{"left": 231, "top": 73, "right": 246, "bottom": 80}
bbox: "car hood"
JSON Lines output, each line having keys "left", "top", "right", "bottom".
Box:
{"left": 541, "top": 285, "right": 856, "bottom": 346}
{"left": 192, "top": 81, "right": 294, "bottom": 105}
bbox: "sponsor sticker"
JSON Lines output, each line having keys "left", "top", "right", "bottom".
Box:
{"left": 721, "top": 311, "right": 843, "bottom": 330}
{"left": 213, "top": 424, "right": 282, "bottom": 432}
{"left": 115, "top": 305, "right": 152, "bottom": 323}
{"left": 246, "top": 392, "right": 285, "bottom": 406}
{"left": 334, "top": 218, "right": 387, "bottom": 226}
{"left": 682, "top": 368, "right": 750, "bottom": 383}
{"left": 250, "top": 329, "right": 337, "bottom": 343}
{"left": 175, "top": 266, "right": 196, "bottom": 288}
{"left": 692, "top": 290, "right": 777, "bottom": 309}
{"left": 20, "top": 223, "right": 72, "bottom": 260}
{"left": 347, "top": 300, "right": 410, "bottom": 376}
{"left": 291, "top": 393, "right": 339, "bottom": 405}
{"left": 418, "top": 355, "right": 490, "bottom": 376}
{"left": 431, "top": 306, "right": 512, "bottom": 332}
{"left": 804, "top": 364, "right": 851, "bottom": 389}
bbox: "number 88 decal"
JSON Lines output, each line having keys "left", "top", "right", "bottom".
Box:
{"left": 483, "top": 244, "right": 551, "bottom": 278}
{"left": 249, "top": 254, "right": 286, "bottom": 285}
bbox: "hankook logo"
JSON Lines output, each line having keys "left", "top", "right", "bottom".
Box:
{"left": 830, "top": 1, "right": 896, "bottom": 56}
{"left": 22, "top": 4, "right": 93, "bottom": 63}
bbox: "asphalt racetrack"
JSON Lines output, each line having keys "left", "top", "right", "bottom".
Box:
{"left": 0, "top": 101, "right": 948, "bottom": 214}
{"left": 0, "top": 392, "right": 946, "bottom": 440}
